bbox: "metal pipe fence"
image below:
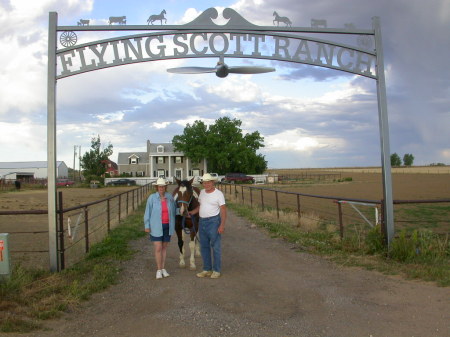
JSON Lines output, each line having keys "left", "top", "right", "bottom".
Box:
{"left": 217, "top": 183, "right": 450, "bottom": 240}
{"left": 0, "top": 183, "right": 152, "bottom": 270}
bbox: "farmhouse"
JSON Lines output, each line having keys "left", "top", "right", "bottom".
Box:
{"left": 0, "top": 161, "right": 69, "bottom": 181}
{"left": 117, "top": 140, "right": 207, "bottom": 181}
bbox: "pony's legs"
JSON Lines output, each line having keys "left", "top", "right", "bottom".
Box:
{"left": 177, "top": 230, "right": 185, "bottom": 268}
{"left": 189, "top": 239, "right": 196, "bottom": 270}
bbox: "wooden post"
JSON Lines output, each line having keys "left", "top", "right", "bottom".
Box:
{"left": 260, "top": 189, "right": 264, "bottom": 211}
{"left": 126, "top": 192, "right": 129, "bottom": 216}
{"left": 338, "top": 201, "right": 344, "bottom": 239}
{"left": 275, "top": 191, "right": 279, "bottom": 219}
{"left": 84, "top": 207, "right": 89, "bottom": 253}
{"left": 107, "top": 199, "right": 111, "bottom": 233}
{"left": 118, "top": 194, "right": 121, "bottom": 222}
{"left": 297, "top": 194, "right": 301, "bottom": 227}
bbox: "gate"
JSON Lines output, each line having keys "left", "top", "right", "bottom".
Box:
{"left": 47, "top": 7, "right": 393, "bottom": 271}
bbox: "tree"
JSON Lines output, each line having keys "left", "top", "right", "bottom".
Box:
{"left": 403, "top": 153, "right": 415, "bottom": 166}
{"left": 80, "top": 135, "right": 113, "bottom": 181}
{"left": 172, "top": 117, "right": 267, "bottom": 174}
{"left": 390, "top": 153, "right": 402, "bottom": 167}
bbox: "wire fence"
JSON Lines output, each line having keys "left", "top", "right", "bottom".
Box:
{"left": 0, "top": 184, "right": 152, "bottom": 270}
{"left": 217, "top": 183, "right": 450, "bottom": 240}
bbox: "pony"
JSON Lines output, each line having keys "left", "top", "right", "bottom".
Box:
{"left": 273, "top": 11, "right": 292, "bottom": 27}
{"left": 147, "top": 9, "right": 167, "bottom": 25}
{"left": 172, "top": 177, "right": 201, "bottom": 270}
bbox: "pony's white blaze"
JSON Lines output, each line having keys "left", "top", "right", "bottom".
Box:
{"left": 178, "top": 186, "right": 187, "bottom": 215}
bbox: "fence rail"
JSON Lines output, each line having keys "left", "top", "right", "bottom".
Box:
{"left": 0, "top": 184, "right": 152, "bottom": 270}
{"left": 217, "top": 183, "right": 450, "bottom": 240}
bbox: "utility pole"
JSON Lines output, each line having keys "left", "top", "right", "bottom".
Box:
{"left": 73, "top": 145, "right": 77, "bottom": 181}
{"left": 78, "top": 145, "right": 82, "bottom": 181}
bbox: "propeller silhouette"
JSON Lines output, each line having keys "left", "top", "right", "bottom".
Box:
{"left": 167, "top": 57, "right": 275, "bottom": 78}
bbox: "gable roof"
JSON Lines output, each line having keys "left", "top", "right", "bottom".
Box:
{"left": 117, "top": 152, "right": 148, "bottom": 165}
{"left": 148, "top": 143, "right": 183, "bottom": 155}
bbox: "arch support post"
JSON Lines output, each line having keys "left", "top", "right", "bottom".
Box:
{"left": 373, "top": 16, "right": 394, "bottom": 246}
{"left": 47, "top": 12, "right": 58, "bottom": 272}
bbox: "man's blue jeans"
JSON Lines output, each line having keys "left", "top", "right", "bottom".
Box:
{"left": 199, "top": 214, "right": 221, "bottom": 273}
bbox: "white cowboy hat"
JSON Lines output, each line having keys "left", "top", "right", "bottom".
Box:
{"left": 154, "top": 178, "right": 168, "bottom": 186}
{"left": 200, "top": 173, "right": 217, "bottom": 182}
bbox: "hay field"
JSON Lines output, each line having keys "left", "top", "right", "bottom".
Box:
{"left": 267, "top": 166, "right": 450, "bottom": 175}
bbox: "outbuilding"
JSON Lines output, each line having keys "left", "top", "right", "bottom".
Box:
{"left": 0, "top": 161, "right": 69, "bottom": 181}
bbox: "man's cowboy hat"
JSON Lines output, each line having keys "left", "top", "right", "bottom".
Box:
{"left": 200, "top": 173, "right": 217, "bottom": 182}
{"left": 154, "top": 177, "right": 168, "bottom": 186}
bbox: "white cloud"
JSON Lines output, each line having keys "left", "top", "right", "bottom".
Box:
{"left": 152, "top": 121, "right": 171, "bottom": 129}
{"left": 264, "top": 128, "right": 346, "bottom": 152}
{"left": 206, "top": 76, "right": 263, "bottom": 103}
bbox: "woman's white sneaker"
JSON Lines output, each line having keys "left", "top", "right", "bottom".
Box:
{"left": 156, "top": 270, "right": 163, "bottom": 279}
{"left": 161, "top": 269, "right": 170, "bottom": 278}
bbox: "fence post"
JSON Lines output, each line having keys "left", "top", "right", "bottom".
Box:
{"left": 337, "top": 201, "right": 344, "bottom": 239}
{"left": 84, "top": 207, "right": 89, "bottom": 253}
{"left": 260, "top": 189, "right": 264, "bottom": 211}
{"left": 118, "top": 194, "right": 121, "bottom": 222}
{"left": 297, "top": 194, "right": 301, "bottom": 227}
{"left": 107, "top": 198, "right": 111, "bottom": 233}
{"left": 57, "top": 191, "right": 65, "bottom": 271}
{"left": 250, "top": 188, "right": 253, "bottom": 208}
{"left": 275, "top": 191, "right": 279, "bottom": 219}
{"left": 126, "top": 192, "right": 129, "bottom": 216}
{"left": 241, "top": 186, "right": 244, "bottom": 203}
{"left": 133, "top": 189, "right": 135, "bottom": 210}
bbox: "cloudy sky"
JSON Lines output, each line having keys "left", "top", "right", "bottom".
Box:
{"left": 0, "top": 0, "right": 449, "bottom": 170}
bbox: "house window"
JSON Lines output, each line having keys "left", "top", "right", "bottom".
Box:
{"left": 157, "top": 145, "right": 164, "bottom": 153}
{"left": 175, "top": 156, "right": 182, "bottom": 164}
{"left": 157, "top": 157, "right": 164, "bottom": 164}
{"left": 130, "top": 157, "right": 138, "bottom": 164}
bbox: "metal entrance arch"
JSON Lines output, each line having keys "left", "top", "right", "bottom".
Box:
{"left": 48, "top": 8, "right": 393, "bottom": 271}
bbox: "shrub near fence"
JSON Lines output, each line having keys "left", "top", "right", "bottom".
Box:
{"left": 0, "top": 184, "right": 152, "bottom": 271}
{"left": 217, "top": 183, "right": 450, "bottom": 241}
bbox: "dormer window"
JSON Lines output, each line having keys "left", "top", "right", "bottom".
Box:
{"left": 157, "top": 145, "right": 164, "bottom": 153}
{"left": 129, "top": 155, "right": 139, "bottom": 164}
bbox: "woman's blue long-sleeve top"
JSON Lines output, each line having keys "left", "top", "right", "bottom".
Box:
{"left": 143, "top": 192, "right": 176, "bottom": 236}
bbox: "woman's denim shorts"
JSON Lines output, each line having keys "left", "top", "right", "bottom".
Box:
{"left": 150, "top": 223, "right": 171, "bottom": 242}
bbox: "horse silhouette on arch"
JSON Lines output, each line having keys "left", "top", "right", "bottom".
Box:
{"left": 147, "top": 9, "right": 167, "bottom": 25}
{"left": 273, "top": 11, "right": 292, "bottom": 27}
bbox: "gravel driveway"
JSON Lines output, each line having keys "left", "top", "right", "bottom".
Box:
{"left": 16, "top": 210, "right": 450, "bottom": 337}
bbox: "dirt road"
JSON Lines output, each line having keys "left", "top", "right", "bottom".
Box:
{"left": 12, "top": 210, "right": 450, "bottom": 337}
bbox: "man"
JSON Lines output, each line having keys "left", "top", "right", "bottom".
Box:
{"left": 190, "top": 173, "right": 227, "bottom": 279}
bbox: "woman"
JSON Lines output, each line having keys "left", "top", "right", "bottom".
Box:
{"left": 144, "top": 178, "right": 176, "bottom": 279}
